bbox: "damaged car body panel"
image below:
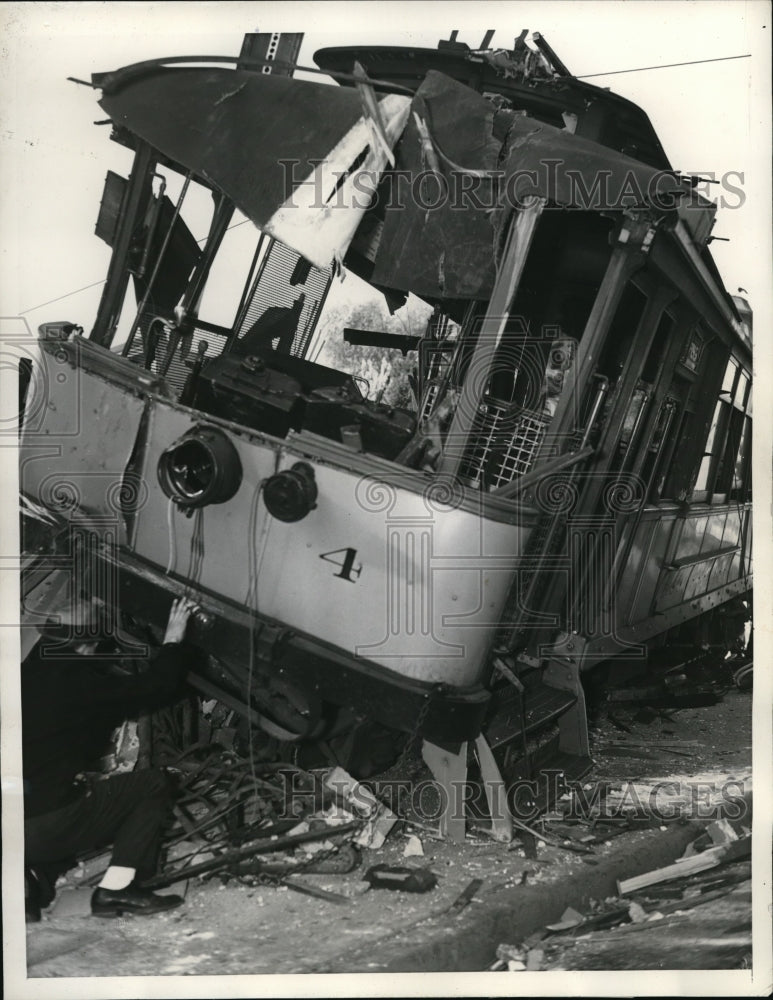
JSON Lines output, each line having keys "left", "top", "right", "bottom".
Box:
{"left": 20, "top": 32, "right": 752, "bottom": 838}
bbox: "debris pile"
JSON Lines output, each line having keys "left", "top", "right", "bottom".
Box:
{"left": 53, "top": 746, "right": 446, "bottom": 910}
{"left": 490, "top": 809, "right": 752, "bottom": 971}
{"left": 147, "top": 753, "right": 366, "bottom": 896}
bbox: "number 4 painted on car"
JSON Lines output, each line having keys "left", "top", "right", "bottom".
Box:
{"left": 320, "top": 547, "right": 362, "bottom": 582}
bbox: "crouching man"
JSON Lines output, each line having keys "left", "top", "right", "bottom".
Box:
{"left": 23, "top": 596, "right": 202, "bottom": 920}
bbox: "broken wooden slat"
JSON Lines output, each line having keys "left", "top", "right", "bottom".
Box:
{"left": 605, "top": 739, "right": 702, "bottom": 747}
{"left": 617, "top": 836, "right": 750, "bottom": 895}
{"left": 474, "top": 733, "right": 513, "bottom": 843}
{"left": 546, "top": 906, "right": 584, "bottom": 932}
{"left": 447, "top": 878, "right": 484, "bottom": 915}
{"left": 510, "top": 816, "right": 595, "bottom": 855}
{"left": 633, "top": 874, "right": 750, "bottom": 918}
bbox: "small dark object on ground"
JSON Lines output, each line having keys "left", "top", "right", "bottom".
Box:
{"left": 280, "top": 877, "right": 351, "bottom": 905}
{"left": 519, "top": 831, "right": 539, "bottom": 859}
{"left": 364, "top": 865, "right": 438, "bottom": 893}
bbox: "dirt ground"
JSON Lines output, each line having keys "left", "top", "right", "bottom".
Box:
{"left": 24, "top": 685, "right": 752, "bottom": 978}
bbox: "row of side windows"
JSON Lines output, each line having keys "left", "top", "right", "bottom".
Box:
{"left": 604, "top": 280, "right": 751, "bottom": 506}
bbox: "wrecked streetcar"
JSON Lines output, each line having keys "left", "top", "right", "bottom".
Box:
{"left": 19, "top": 31, "right": 752, "bottom": 841}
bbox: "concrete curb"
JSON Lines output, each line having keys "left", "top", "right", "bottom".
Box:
{"left": 320, "top": 819, "right": 705, "bottom": 973}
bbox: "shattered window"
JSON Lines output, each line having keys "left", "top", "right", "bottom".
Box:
{"left": 311, "top": 273, "right": 432, "bottom": 409}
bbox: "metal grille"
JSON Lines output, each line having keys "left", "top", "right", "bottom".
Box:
{"left": 417, "top": 317, "right": 459, "bottom": 422}
{"left": 459, "top": 398, "right": 548, "bottom": 490}
{"left": 419, "top": 382, "right": 443, "bottom": 422}
{"left": 488, "top": 411, "right": 548, "bottom": 488}
{"left": 235, "top": 241, "right": 331, "bottom": 359}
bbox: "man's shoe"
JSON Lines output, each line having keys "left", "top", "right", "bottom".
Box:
{"left": 91, "top": 884, "right": 184, "bottom": 918}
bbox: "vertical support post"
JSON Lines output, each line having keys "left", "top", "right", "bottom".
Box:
{"left": 439, "top": 197, "right": 545, "bottom": 477}
{"left": 136, "top": 715, "right": 153, "bottom": 769}
{"left": 539, "top": 225, "right": 649, "bottom": 454}
{"left": 90, "top": 142, "right": 155, "bottom": 347}
{"left": 158, "top": 194, "right": 234, "bottom": 375}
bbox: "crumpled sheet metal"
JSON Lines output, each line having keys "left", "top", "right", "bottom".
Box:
{"left": 369, "top": 71, "right": 704, "bottom": 300}
{"left": 370, "top": 71, "right": 503, "bottom": 301}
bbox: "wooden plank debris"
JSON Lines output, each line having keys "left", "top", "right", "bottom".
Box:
{"left": 447, "top": 878, "right": 484, "bottom": 915}
{"left": 509, "top": 816, "right": 595, "bottom": 855}
{"left": 617, "top": 836, "right": 750, "bottom": 895}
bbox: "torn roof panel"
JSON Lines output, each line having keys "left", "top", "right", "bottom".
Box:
{"left": 368, "top": 70, "right": 714, "bottom": 300}
{"left": 97, "top": 66, "right": 365, "bottom": 227}
{"left": 370, "top": 71, "right": 502, "bottom": 300}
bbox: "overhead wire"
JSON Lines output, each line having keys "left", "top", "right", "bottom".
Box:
{"left": 576, "top": 53, "right": 750, "bottom": 79}
{"left": 19, "top": 279, "right": 107, "bottom": 315}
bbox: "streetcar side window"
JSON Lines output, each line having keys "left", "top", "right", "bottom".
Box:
{"left": 731, "top": 412, "right": 752, "bottom": 499}
{"left": 692, "top": 357, "right": 751, "bottom": 502}
{"left": 694, "top": 400, "right": 725, "bottom": 494}
{"left": 717, "top": 364, "right": 752, "bottom": 501}
{"left": 653, "top": 320, "right": 716, "bottom": 502}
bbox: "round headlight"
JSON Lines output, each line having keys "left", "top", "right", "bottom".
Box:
{"left": 263, "top": 462, "right": 317, "bottom": 523}
{"left": 158, "top": 425, "right": 242, "bottom": 513}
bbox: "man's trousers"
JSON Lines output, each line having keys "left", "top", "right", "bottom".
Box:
{"left": 25, "top": 769, "right": 174, "bottom": 892}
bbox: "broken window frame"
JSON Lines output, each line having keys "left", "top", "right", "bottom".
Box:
{"left": 692, "top": 356, "right": 752, "bottom": 504}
